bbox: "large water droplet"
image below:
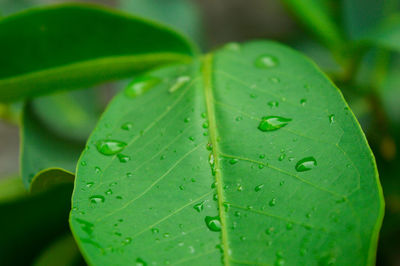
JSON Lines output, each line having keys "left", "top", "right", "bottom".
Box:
{"left": 255, "top": 55, "right": 279, "bottom": 68}
{"left": 96, "top": 140, "right": 127, "bottom": 156}
{"left": 295, "top": 157, "right": 317, "bottom": 172}
{"left": 169, "top": 76, "right": 190, "bottom": 93}
{"left": 205, "top": 216, "right": 221, "bottom": 232}
{"left": 125, "top": 76, "right": 160, "bottom": 98}
{"left": 90, "top": 195, "right": 105, "bottom": 204}
{"left": 258, "top": 116, "right": 291, "bottom": 132}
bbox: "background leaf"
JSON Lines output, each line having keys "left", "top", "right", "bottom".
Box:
{"left": 0, "top": 3, "right": 195, "bottom": 102}
{"left": 70, "top": 41, "right": 383, "bottom": 265}
{"left": 0, "top": 177, "right": 73, "bottom": 265}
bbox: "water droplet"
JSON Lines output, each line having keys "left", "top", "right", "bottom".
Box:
{"left": 169, "top": 76, "right": 191, "bottom": 93}
{"left": 234, "top": 211, "right": 241, "bottom": 217}
{"left": 286, "top": 223, "right": 293, "bottom": 230}
{"left": 136, "top": 258, "right": 147, "bottom": 266}
{"left": 123, "top": 237, "right": 132, "bottom": 245}
{"left": 193, "top": 201, "right": 205, "bottom": 212}
{"left": 201, "top": 112, "right": 207, "bottom": 118}
{"left": 259, "top": 154, "right": 266, "bottom": 159}
{"left": 229, "top": 158, "right": 238, "bottom": 165}
{"left": 329, "top": 114, "right": 335, "bottom": 124}
{"left": 184, "top": 117, "right": 191, "bottom": 123}
{"left": 265, "top": 227, "right": 275, "bottom": 235}
{"left": 250, "top": 93, "right": 257, "bottom": 99}
{"left": 188, "top": 136, "right": 195, "bottom": 141}
{"left": 151, "top": 228, "right": 159, "bottom": 234}
{"left": 163, "top": 233, "right": 170, "bottom": 238}
{"left": 240, "top": 236, "right": 246, "bottom": 241}
{"left": 117, "top": 154, "right": 131, "bottom": 163}
{"left": 278, "top": 153, "right": 286, "bottom": 161}
{"left": 235, "top": 116, "right": 243, "bottom": 122}
{"left": 224, "top": 42, "right": 241, "bottom": 52}
{"left": 255, "top": 54, "right": 279, "bottom": 68}
{"left": 179, "top": 185, "right": 185, "bottom": 190}
{"left": 126, "top": 172, "right": 133, "bottom": 178}
{"left": 295, "top": 157, "right": 317, "bottom": 172}
{"left": 202, "top": 122, "right": 209, "bottom": 129}
{"left": 258, "top": 116, "right": 291, "bottom": 131}
{"left": 81, "top": 161, "right": 87, "bottom": 166}
{"left": 255, "top": 184, "right": 264, "bottom": 192}
{"left": 90, "top": 195, "right": 105, "bottom": 204}
{"left": 95, "top": 167, "right": 102, "bottom": 174}
{"left": 300, "top": 98, "right": 307, "bottom": 106}
{"left": 269, "top": 198, "right": 277, "bottom": 206}
{"left": 125, "top": 76, "right": 160, "bottom": 98}
{"left": 75, "top": 218, "right": 94, "bottom": 235}
{"left": 237, "top": 184, "right": 243, "bottom": 191}
{"left": 96, "top": 140, "right": 127, "bottom": 155}
{"left": 105, "top": 189, "right": 113, "bottom": 195}
{"left": 258, "top": 164, "right": 264, "bottom": 169}
{"left": 268, "top": 101, "right": 279, "bottom": 108}
{"left": 269, "top": 77, "right": 280, "bottom": 83}
{"left": 275, "top": 258, "right": 285, "bottom": 266}
{"left": 121, "top": 122, "right": 133, "bottom": 131}
{"left": 205, "top": 216, "right": 221, "bottom": 232}
{"left": 86, "top": 182, "right": 94, "bottom": 188}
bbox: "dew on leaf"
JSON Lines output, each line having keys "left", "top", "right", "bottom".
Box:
{"left": 286, "top": 223, "right": 293, "bottom": 230}
{"left": 258, "top": 116, "right": 291, "bottom": 132}
{"left": 329, "top": 114, "right": 335, "bottom": 124}
{"left": 105, "top": 189, "right": 113, "bottom": 195}
{"left": 136, "top": 258, "right": 147, "bottom": 266}
{"left": 81, "top": 161, "right": 87, "bottom": 166}
{"left": 86, "top": 182, "right": 94, "bottom": 188}
{"left": 184, "top": 117, "right": 191, "bottom": 123}
{"left": 255, "top": 54, "right": 279, "bottom": 68}
{"left": 151, "top": 228, "right": 159, "bottom": 234}
{"left": 117, "top": 154, "right": 130, "bottom": 163}
{"left": 265, "top": 227, "right": 275, "bottom": 235}
{"left": 96, "top": 140, "right": 127, "bottom": 156}
{"left": 235, "top": 116, "right": 243, "bottom": 122}
{"left": 278, "top": 153, "right": 286, "bottom": 161}
{"left": 202, "top": 122, "right": 209, "bottom": 129}
{"left": 300, "top": 98, "right": 307, "bottom": 106}
{"left": 268, "top": 101, "right": 279, "bottom": 108}
{"left": 258, "top": 164, "right": 264, "bottom": 169}
{"left": 255, "top": 184, "right": 264, "bottom": 192}
{"left": 121, "top": 122, "right": 133, "bottom": 131}
{"left": 75, "top": 218, "right": 94, "bottom": 235}
{"left": 205, "top": 216, "right": 221, "bottom": 232}
{"left": 123, "top": 237, "right": 132, "bottom": 245}
{"left": 95, "top": 167, "right": 102, "bottom": 174}
{"left": 169, "top": 76, "right": 190, "bottom": 93}
{"left": 295, "top": 157, "right": 317, "bottom": 172}
{"left": 269, "top": 198, "right": 277, "bottom": 206}
{"left": 125, "top": 76, "right": 160, "bottom": 98}
{"left": 269, "top": 77, "right": 280, "bottom": 83}
{"left": 90, "top": 195, "right": 105, "bottom": 204}
{"left": 201, "top": 112, "right": 207, "bottom": 118}
{"left": 259, "top": 154, "right": 266, "bottom": 159}
{"left": 224, "top": 42, "right": 241, "bottom": 52}
{"left": 229, "top": 158, "right": 238, "bottom": 165}
{"left": 193, "top": 201, "right": 205, "bottom": 212}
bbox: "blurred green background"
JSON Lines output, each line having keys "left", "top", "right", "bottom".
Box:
{"left": 0, "top": 0, "right": 399, "bottom": 265}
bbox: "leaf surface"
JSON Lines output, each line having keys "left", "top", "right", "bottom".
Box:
{"left": 0, "top": 4, "right": 195, "bottom": 102}
{"left": 70, "top": 41, "right": 383, "bottom": 265}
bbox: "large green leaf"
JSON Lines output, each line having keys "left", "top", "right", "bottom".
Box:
{"left": 0, "top": 177, "right": 73, "bottom": 265}
{"left": 0, "top": 3, "right": 195, "bottom": 102}
{"left": 70, "top": 41, "right": 383, "bottom": 265}
{"left": 280, "top": 0, "right": 344, "bottom": 49}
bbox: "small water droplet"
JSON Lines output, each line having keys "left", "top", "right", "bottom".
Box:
{"left": 125, "top": 76, "right": 160, "bottom": 98}
{"left": 95, "top": 167, "right": 102, "bottom": 174}
{"left": 258, "top": 164, "right": 264, "bottom": 169}
{"left": 96, "top": 140, "right": 127, "bottom": 156}
{"left": 179, "top": 185, "right": 185, "bottom": 191}
{"left": 255, "top": 184, "right": 264, "bottom": 192}
{"left": 205, "top": 216, "right": 221, "bottom": 232}
{"left": 329, "top": 114, "right": 335, "bottom": 124}
{"left": 90, "top": 195, "right": 105, "bottom": 204}
{"left": 81, "top": 161, "right": 87, "bottom": 166}
{"left": 234, "top": 211, "right": 241, "bottom": 217}
{"left": 275, "top": 258, "right": 285, "bottom": 266}
{"left": 151, "top": 228, "right": 159, "bottom": 234}
{"left": 255, "top": 54, "right": 279, "bottom": 68}
{"left": 265, "top": 227, "right": 275, "bottom": 235}
{"left": 269, "top": 77, "right": 280, "bottom": 83}
{"left": 269, "top": 198, "right": 277, "bottom": 206}
{"left": 250, "top": 93, "right": 257, "bottom": 99}
{"left": 258, "top": 116, "right": 291, "bottom": 132}
{"left": 286, "top": 223, "right": 293, "bottom": 230}
{"left": 224, "top": 42, "right": 241, "bottom": 52}
{"left": 121, "top": 122, "right": 133, "bottom": 131}
{"left": 259, "top": 154, "right": 266, "bottom": 159}
{"left": 237, "top": 184, "right": 243, "bottom": 191}
{"left": 163, "top": 233, "right": 170, "bottom": 238}
{"left": 295, "top": 157, "right": 317, "bottom": 172}
{"left": 235, "top": 116, "right": 243, "bottom": 122}
{"left": 202, "top": 122, "right": 209, "bottom": 129}
{"left": 229, "top": 158, "right": 238, "bottom": 165}
{"left": 169, "top": 76, "right": 191, "bottom": 93}
{"left": 193, "top": 201, "right": 205, "bottom": 212}
{"left": 117, "top": 154, "right": 131, "bottom": 163}
{"left": 201, "top": 112, "right": 207, "bottom": 118}
{"left": 240, "top": 236, "right": 246, "bottom": 241}
{"left": 126, "top": 172, "right": 133, "bottom": 178}
{"left": 278, "top": 153, "right": 286, "bottom": 161}
{"left": 86, "top": 182, "right": 94, "bottom": 188}
{"left": 75, "top": 218, "right": 94, "bottom": 235}
{"left": 268, "top": 101, "right": 279, "bottom": 108}
{"left": 123, "top": 237, "right": 132, "bottom": 245}
{"left": 136, "top": 258, "right": 147, "bottom": 266}
{"left": 105, "top": 189, "right": 113, "bottom": 195}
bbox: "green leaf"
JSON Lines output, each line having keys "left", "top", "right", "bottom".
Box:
{"left": 359, "top": 14, "right": 400, "bottom": 53}
{"left": 33, "top": 234, "right": 83, "bottom": 266}
{"left": 20, "top": 103, "right": 82, "bottom": 188}
{"left": 0, "top": 177, "right": 73, "bottom": 265}
{"left": 280, "top": 0, "right": 344, "bottom": 49}
{"left": 0, "top": 3, "right": 195, "bottom": 102}
{"left": 70, "top": 41, "right": 383, "bottom": 265}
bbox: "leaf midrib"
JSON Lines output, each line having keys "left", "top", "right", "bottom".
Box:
{"left": 203, "top": 54, "right": 230, "bottom": 266}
